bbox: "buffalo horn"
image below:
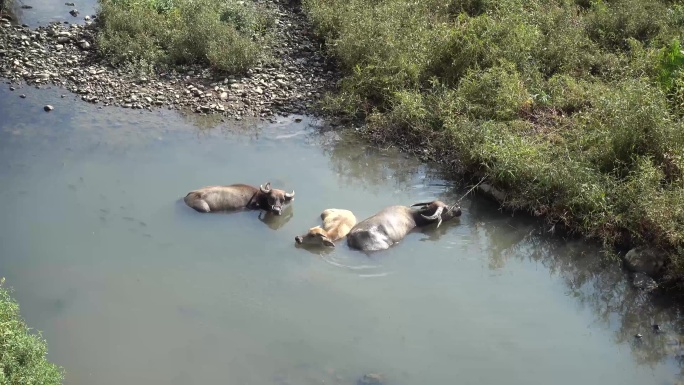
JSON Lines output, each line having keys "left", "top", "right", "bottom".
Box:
{"left": 285, "top": 190, "right": 295, "bottom": 199}
{"left": 411, "top": 201, "right": 433, "bottom": 207}
{"left": 421, "top": 206, "right": 445, "bottom": 228}
{"left": 260, "top": 182, "right": 272, "bottom": 193}
{"left": 421, "top": 206, "right": 444, "bottom": 221}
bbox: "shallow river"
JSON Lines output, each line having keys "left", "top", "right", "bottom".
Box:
{"left": 3, "top": 3, "right": 684, "bottom": 385}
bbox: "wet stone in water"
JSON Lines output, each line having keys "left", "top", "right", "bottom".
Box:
{"left": 358, "top": 373, "right": 384, "bottom": 385}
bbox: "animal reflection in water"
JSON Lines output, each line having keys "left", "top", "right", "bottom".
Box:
{"left": 295, "top": 208, "right": 357, "bottom": 248}
{"left": 258, "top": 205, "right": 294, "bottom": 231}
{"left": 347, "top": 200, "right": 462, "bottom": 252}
{"left": 183, "top": 181, "right": 294, "bottom": 215}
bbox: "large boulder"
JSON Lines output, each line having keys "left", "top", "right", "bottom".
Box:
{"left": 623, "top": 247, "right": 666, "bottom": 278}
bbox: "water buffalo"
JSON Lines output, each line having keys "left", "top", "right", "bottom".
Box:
{"left": 183, "top": 182, "right": 294, "bottom": 215}
{"left": 346, "top": 200, "right": 461, "bottom": 251}
{"left": 295, "top": 208, "right": 357, "bottom": 247}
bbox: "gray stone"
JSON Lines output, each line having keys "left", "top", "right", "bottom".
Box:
{"left": 478, "top": 183, "right": 506, "bottom": 202}
{"left": 358, "top": 373, "right": 384, "bottom": 385}
{"left": 219, "top": 92, "right": 228, "bottom": 100}
{"left": 69, "top": 9, "right": 80, "bottom": 17}
{"left": 624, "top": 247, "right": 666, "bottom": 278}
{"left": 632, "top": 272, "right": 659, "bottom": 292}
{"left": 43, "top": 105, "right": 54, "bottom": 111}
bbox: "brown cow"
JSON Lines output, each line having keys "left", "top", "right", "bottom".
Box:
{"left": 295, "top": 208, "right": 357, "bottom": 247}
{"left": 183, "top": 182, "right": 294, "bottom": 215}
{"left": 346, "top": 200, "right": 461, "bottom": 251}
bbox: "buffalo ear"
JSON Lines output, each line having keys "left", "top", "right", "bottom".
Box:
{"left": 322, "top": 238, "right": 335, "bottom": 247}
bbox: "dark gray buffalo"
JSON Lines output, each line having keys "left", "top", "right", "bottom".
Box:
{"left": 183, "top": 182, "right": 294, "bottom": 215}
{"left": 346, "top": 200, "right": 461, "bottom": 251}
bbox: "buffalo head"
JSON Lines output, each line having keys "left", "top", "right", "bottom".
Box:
{"left": 295, "top": 226, "right": 335, "bottom": 247}
{"left": 411, "top": 200, "right": 462, "bottom": 228}
{"left": 259, "top": 182, "right": 295, "bottom": 215}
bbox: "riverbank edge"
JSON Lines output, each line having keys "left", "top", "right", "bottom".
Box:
{"left": 0, "top": 0, "right": 339, "bottom": 122}
{"left": 0, "top": 279, "right": 65, "bottom": 385}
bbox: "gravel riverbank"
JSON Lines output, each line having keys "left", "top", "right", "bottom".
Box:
{"left": 0, "top": 0, "right": 339, "bottom": 121}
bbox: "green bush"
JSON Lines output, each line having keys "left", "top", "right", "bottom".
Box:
{"left": 302, "top": 0, "right": 684, "bottom": 286}
{"left": 95, "top": 0, "right": 274, "bottom": 73}
{"left": 0, "top": 280, "right": 63, "bottom": 385}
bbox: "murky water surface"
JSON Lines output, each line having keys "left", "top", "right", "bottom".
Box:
{"left": 3, "top": 4, "right": 684, "bottom": 385}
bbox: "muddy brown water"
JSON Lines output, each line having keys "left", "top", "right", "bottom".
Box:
{"left": 3, "top": 3, "right": 684, "bottom": 385}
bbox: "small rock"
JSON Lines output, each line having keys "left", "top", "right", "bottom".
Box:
{"left": 358, "top": 373, "right": 384, "bottom": 385}
{"left": 255, "top": 86, "right": 263, "bottom": 94}
{"left": 9, "top": 86, "right": 15, "bottom": 91}
{"left": 295, "top": 118, "right": 302, "bottom": 123}
{"left": 65, "top": 2, "right": 75, "bottom": 5}
{"left": 57, "top": 36, "right": 70, "bottom": 44}
{"left": 69, "top": 9, "right": 79, "bottom": 17}
{"left": 19, "top": 94, "right": 26, "bottom": 98}
{"left": 632, "top": 272, "right": 659, "bottom": 292}
{"left": 219, "top": 92, "right": 228, "bottom": 100}
{"left": 84, "top": 15, "right": 90, "bottom": 21}
{"left": 43, "top": 105, "right": 54, "bottom": 112}
{"left": 78, "top": 41, "right": 90, "bottom": 50}
{"left": 635, "top": 333, "right": 643, "bottom": 339}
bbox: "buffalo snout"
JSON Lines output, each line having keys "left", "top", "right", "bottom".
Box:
{"left": 295, "top": 235, "right": 303, "bottom": 244}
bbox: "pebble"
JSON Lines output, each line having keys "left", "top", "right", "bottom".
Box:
{"left": 19, "top": 94, "right": 26, "bottom": 98}
{"left": 43, "top": 104, "right": 54, "bottom": 111}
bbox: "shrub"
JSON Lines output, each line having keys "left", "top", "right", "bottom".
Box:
{"left": 95, "top": 0, "right": 274, "bottom": 73}
{"left": 0, "top": 280, "right": 63, "bottom": 385}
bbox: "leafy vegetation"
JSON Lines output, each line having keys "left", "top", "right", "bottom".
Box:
{"left": 302, "top": 0, "right": 684, "bottom": 285}
{"left": 95, "top": 0, "right": 275, "bottom": 73}
{"left": 0, "top": 279, "right": 64, "bottom": 385}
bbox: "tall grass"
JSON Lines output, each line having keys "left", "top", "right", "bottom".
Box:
{"left": 0, "top": 279, "right": 64, "bottom": 385}
{"left": 95, "top": 0, "right": 275, "bottom": 73}
{"left": 302, "top": 0, "right": 684, "bottom": 286}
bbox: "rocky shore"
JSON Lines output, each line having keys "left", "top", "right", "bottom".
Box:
{"left": 0, "top": 0, "right": 339, "bottom": 121}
